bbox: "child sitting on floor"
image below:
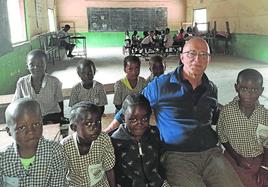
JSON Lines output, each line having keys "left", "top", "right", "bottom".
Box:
{"left": 69, "top": 59, "right": 108, "bottom": 115}
{"left": 1, "top": 98, "right": 67, "bottom": 186}
{"left": 217, "top": 68, "right": 268, "bottom": 187}
{"left": 61, "top": 101, "right": 116, "bottom": 187}
{"left": 113, "top": 55, "right": 147, "bottom": 114}
{"left": 111, "top": 93, "right": 170, "bottom": 187}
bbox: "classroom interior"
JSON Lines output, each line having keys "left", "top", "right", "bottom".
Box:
{"left": 0, "top": 0, "right": 268, "bottom": 137}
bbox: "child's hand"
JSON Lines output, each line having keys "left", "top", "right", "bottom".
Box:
{"left": 257, "top": 167, "right": 268, "bottom": 186}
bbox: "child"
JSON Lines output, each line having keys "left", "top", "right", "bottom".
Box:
{"left": 61, "top": 101, "right": 116, "bottom": 187}
{"left": 141, "top": 31, "right": 155, "bottom": 55}
{"left": 13, "top": 49, "right": 64, "bottom": 124}
{"left": 111, "top": 94, "right": 170, "bottom": 187}
{"left": 1, "top": 98, "right": 67, "bottom": 186}
{"left": 104, "top": 56, "right": 164, "bottom": 133}
{"left": 173, "top": 28, "right": 186, "bottom": 51}
{"left": 163, "top": 28, "right": 174, "bottom": 48}
{"left": 69, "top": 59, "right": 108, "bottom": 115}
{"left": 146, "top": 55, "right": 166, "bottom": 83}
{"left": 113, "top": 55, "right": 147, "bottom": 113}
{"left": 217, "top": 69, "right": 268, "bottom": 187}
{"left": 58, "top": 24, "right": 75, "bottom": 58}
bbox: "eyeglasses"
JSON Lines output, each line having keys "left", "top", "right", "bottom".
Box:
{"left": 15, "top": 122, "right": 42, "bottom": 133}
{"left": 182, "top": 50, "right": 210, "bottom": 59}
{"left": 83, "top": 120, "right": 101, "bottom": 128}
{"left": 128, "top": 117, "right": 149, "bottom": 125}
{"left": 239, "top": 87, "right": 260, "bottom": 94}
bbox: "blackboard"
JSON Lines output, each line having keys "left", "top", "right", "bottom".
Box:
{"left": 87, "top": 8, "right": 167, "bottom": 32}
{"left": 0, "top": 0, "right": 12, "bottom": 56}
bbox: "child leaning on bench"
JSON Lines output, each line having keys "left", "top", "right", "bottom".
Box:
{"left": 0, "top": 98, "right": 67, "bottom": 186}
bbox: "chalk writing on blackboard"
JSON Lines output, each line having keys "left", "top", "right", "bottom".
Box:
{"left": 87, "top": 8, "right": 167, "bottom": 32}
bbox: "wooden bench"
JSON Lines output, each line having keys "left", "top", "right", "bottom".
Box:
{"left": 0, "top": 83, "right": 115, "bottom": 107}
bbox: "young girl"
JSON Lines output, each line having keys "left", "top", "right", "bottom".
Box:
{"left": 69, "top": 59, "right": 107, "bottom": 115}
{"left": 111, "top": 93, "right": 170, "bottom": 187}
{"left": 113, "top": 56, "right": 147, "bottom": 113}
{"left": 61, "top": 101, "right": 116, "bottom": 187}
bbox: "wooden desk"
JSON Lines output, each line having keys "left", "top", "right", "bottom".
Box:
{"left": 70, "top": 36, "right": 87, "bottom": 58}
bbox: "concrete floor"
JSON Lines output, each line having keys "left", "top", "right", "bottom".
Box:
{"left": 46, "top": 47, "right": 268, "bottom": 118}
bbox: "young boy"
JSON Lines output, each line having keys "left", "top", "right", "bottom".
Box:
{"left": 13, "top": 49, "right": 64, "bottom": 124}
{"left": 217, "top": 68, "right": 268, "bottom": 187}
{"left": 69, "top": 59, "right": 108, "bottom": 115}
{"left": 1, "top": 98, "right": 67, "bottom": 186}
{"left": 111, "top": 94, "right": 170, "bottom": 187}
{"left": 61, "top": 101, "right": 116, "bottom": 187}
{"left": 104, "top": 56, "right": 164, "bottom": 134}
{"left": 113, "top": 55, "right": 147, "bottom": 113}
{"left": 146, "top": 55, "right": 166, "bottom": 83}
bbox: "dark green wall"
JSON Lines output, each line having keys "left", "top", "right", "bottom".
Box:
{"left": 77, "top": 31, "right": 177, "bottom": 48}
{"left": 0, "top": 43, "right": 31, "bottom": 95}
{"left": 231, "top": 33, "right": 268, "bottom": 63}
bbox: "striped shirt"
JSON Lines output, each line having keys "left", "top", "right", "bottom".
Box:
{"left": 13, "top": 74, "right": 63, "bottom": 116}
{"left": 0, "top": 137, "right": 67, "bottom": 186}
{"left": 217, "top": 97, "right": 268, "bottom": 157}
{"left": 61, "top": 132, "right": 115, "bottom": 187}
{"left": 69, "top": 80, "right": 108, "bottom": 107}
{"left": 113, "top": 76, "right": 147, "bottom": 106}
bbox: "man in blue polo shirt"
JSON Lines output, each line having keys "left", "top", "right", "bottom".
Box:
{"left": 141, "top": 37, "right": 243, "bottom": 187}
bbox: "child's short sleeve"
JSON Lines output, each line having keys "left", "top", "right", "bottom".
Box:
{"left": 216, "top": 109, "right": 228, "bottom": 143}
{"left": 101, "top": 134, "right": 115, "bottom": 171}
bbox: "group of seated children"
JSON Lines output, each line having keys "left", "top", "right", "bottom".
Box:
{"left": 3, "top": 46, "right": 268, "bottom": 186}
{"left": 124, "top": 25, "right": 201, "bottom": 56}
{"left": 124, "top": 28, "right": 189, "bottom": 55}
{"left": 1, "top": 94, "right": 170, "bottom": 186}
